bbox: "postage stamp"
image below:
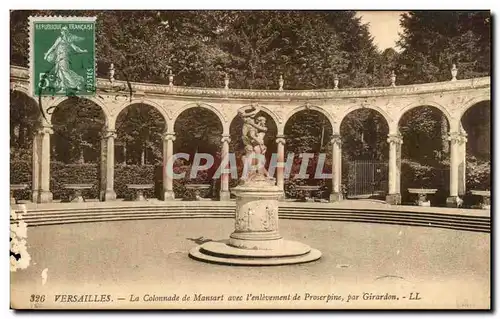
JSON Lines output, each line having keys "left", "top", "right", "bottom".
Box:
{"left": 28, "top": 16, "right": 96, "bottom": 97}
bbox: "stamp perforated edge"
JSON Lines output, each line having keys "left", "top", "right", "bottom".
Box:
{"left": 28, "top": 16, "right": 97, "bottom": 98}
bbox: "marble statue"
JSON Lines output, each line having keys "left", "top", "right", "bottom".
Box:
{"left": 238, "top": 106, "right": 270, "bottom": 180}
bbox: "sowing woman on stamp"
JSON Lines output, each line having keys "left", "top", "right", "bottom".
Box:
{"left": 44, "top": 26, "right": 87, "bottom": 93}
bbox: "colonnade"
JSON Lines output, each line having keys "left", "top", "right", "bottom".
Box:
{"left": 30, "top": 124, "right": 470, "bottom": 207}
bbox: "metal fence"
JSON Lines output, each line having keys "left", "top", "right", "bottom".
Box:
{"left": 347, "top": 160, "right": 388, "bottom": 198}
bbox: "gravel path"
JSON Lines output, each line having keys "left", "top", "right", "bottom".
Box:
{"left": 11, "top": 218, "right": 490, "bottom": 309}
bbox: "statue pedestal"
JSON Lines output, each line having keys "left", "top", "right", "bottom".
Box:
{"left": 189, "top": 178, "right": 321, "bottom": 265}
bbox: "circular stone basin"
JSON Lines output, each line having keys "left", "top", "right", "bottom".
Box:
{"left": 189, "top": 240, "right": 321, "bottom": 266}
{"left": 200, "top": 240, "right": 312, "bottom": 258}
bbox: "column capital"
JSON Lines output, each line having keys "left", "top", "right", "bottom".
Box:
{"left": 103, "top": 129, "right": 117, "bottom": 139}
{"left": 38, "top": 125, "right": 54, "bottom": 135}
{"left": 221, "top": 134, "right": 231, "bottom": 143}
{"left": 387, "top": 134, "right": 403, "bottom": 145}
{"left": 276, "top": 135, "right": 286, "bottom": 145}
{"left": 448, "top": 131, "right": 467, "bottom": 144}
{"left": 162, "top": 132, "right": 176, "bottom": 141}
{"left": 331, "top": 134, "right": 342, "bottom": 146}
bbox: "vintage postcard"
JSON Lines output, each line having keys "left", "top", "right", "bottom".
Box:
{"left": 9, "top": 10, "right": 491, "bottom": 310}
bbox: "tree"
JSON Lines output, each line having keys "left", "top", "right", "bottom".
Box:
{"left": 51, "top": 98, "right": 105, "bottom": 163}
{"left": 397, "top": 11, "right": 490, "bottom": 84}
{"left": 322, "top": 11, "right": 381, "bottom": 87}
{"left": 374, "top": 48, "right": 399, "bottom": 86}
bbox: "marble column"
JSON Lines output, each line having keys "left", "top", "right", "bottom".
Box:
{"left": 275, "top": 135, "right": 286, "bottom": 197}
{"left": 219, "top": 134, "right": 231, "bottom": 201}
{"left": 103, "top": 130, "right": 117, "bottom": 200}
{"left": 31, "top": 133, "right": 41, "bottom": 203}
{"left": 458, "top": 127, "right": 468, "bottom": 196}
{"left": 386, "top": 133, "right": 403, "bottom": 205}
{"left": 99, "top": 134, "right": 107, "bottom": 201}
{"left": 38, "top": 126, "right": 53, "bottom": 203}
{"left": 330, "top": 134, "right": 343, "bottom": 202}
{"left": 163, "top": 132, "right": 176, "bottom": 200}
{"left": 447, "top": 131, "right": 466, "bottom": 207}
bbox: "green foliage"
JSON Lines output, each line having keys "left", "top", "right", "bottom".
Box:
{"left": 400, "top": 159, "right": 449, "bottom": 206}
{"left": 397, "top": 11, "right": 490, "bottom": 84}
{"left": 10, "top": 160, "right": 32, "bottom": 200}
{"left": 116, "top": 104, "right": 166, "bottom": 165}
{"left": 466, "top": 156, "right": 490, "bottom": 190}
{"left": 174, "top": 108, "right": 222, "bottom": 157}
{"left": 113, "top": 164, "right": 156, "bottom": 199}
{"left": 51, "top": 97, "right": 105, "bottom": 163}
{"left": 10, "top": 91, "right": 40, "bottom": 151}
{"left": 50, "top": 162, "right": 100, "bottom": 200}
{"left": 11, "top": 10, "right": 383, "bottom": 89}
{"left": 284, "top": 111, "right": 333, "bottom": 154}
{"left": 400, "top": 106, "right": 449, "bottom": 164}
{"left": 173, "top": 164, "right": 215, "bottom": 200}
{"left": 340, "top": 109, "right": 389, "bottom": 160}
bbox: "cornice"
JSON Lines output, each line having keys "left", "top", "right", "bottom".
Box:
{"left": 10, "top": 65, "right": 490, "bottom": 101}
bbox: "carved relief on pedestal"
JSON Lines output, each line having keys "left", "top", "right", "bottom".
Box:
{"left": 235, "top": 198, "right": 279, "bottom": 232}
{"left": 235, "top": 201, "right": 251, "bottom": 232}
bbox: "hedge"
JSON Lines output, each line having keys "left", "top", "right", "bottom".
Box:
{"left": 400, "top": 160, "right": 449, "bottom": 206}
{"left": 10, "top": 161, "right": 217, "bottom": 201}
{"left": 10, "top": 157, "right": 490, "bottom": 205}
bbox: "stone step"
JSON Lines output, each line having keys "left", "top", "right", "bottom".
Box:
{"left": 282, "top": 215, "right": 489, "bottom": 233}
{"left": 17, "top": 208, "right": 234, "bottom": 218}
{"left": 12, "top": 207, "right": 490, "bottom": 233}
{"left": 23, "top": 215, "right": 233, "bottom": 227}
{"left": 279, "top": 211, "right": 490, "bottom": 226}
{"left": 17, "top": 208, "right": 489, "bottom": 227}
{"left": 279, "top": 207, "right": 490, "bottom": 221}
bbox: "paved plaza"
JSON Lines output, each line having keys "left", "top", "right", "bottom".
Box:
{"left": 11, "top": 216, "right": 490, "bottom": 309}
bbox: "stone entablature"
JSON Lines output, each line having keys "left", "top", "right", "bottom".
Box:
{"left": 10, "top": 65, "right": 490, "bottom": 135}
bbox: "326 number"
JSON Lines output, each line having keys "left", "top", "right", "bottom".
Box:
{"left": 30, "top": 294, "right": 46, "bottom": 303}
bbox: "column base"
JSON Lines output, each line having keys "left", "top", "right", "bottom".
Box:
{"left": 104, "top": 190, "right": 116, "bottom": 201}
{"left": 163, "top": 191, "right": 175, "bottom": 201}
{"left": 446, "top": 196, "right": 463, "bottom": 208}
{"left": 37, "top": 191, "right": 53, "bottom": 203}
{"left": 385, "top": 193, "right": 401, "bottom": 205}
{"left": 278, "top": 191, "right": 286, "bottom": 201}
{"left": 31, "top": 190, "right": 39, "bottom": 203}
{"left": 329, "top": 192, "right": 343, "bottom": 202}
{"left": 219, "top": 190, "right": 231, "bottom": 201}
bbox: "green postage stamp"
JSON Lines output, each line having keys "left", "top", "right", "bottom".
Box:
{"left": 29, "top": 16, "right": 96, "bottom": 97}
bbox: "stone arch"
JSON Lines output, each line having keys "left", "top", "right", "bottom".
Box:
{"left": 114, "top": 99, "right": 169, "bottom": 131}
{"left": 337, "top": 104, "right": 392, "bottom": 134}
{"left": 10, "top": 84, "right": 32, "bottom": 99}
{"left": 46, "top": 95, "right": 112, "bottom": 127}
{"left": 10, "top": 87, "right": 40, "bottom": 112}
{"left": 285, "top": 104, "right": 335, "bottom": 134}
{"left": 458, "top": 95, "right": 491, "bottom": 121}
{"left": 173, "top": 103, "right": 227, "bottom": 134}
{"left": 396, "top": 100, "right": 453, "bottom": 131}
